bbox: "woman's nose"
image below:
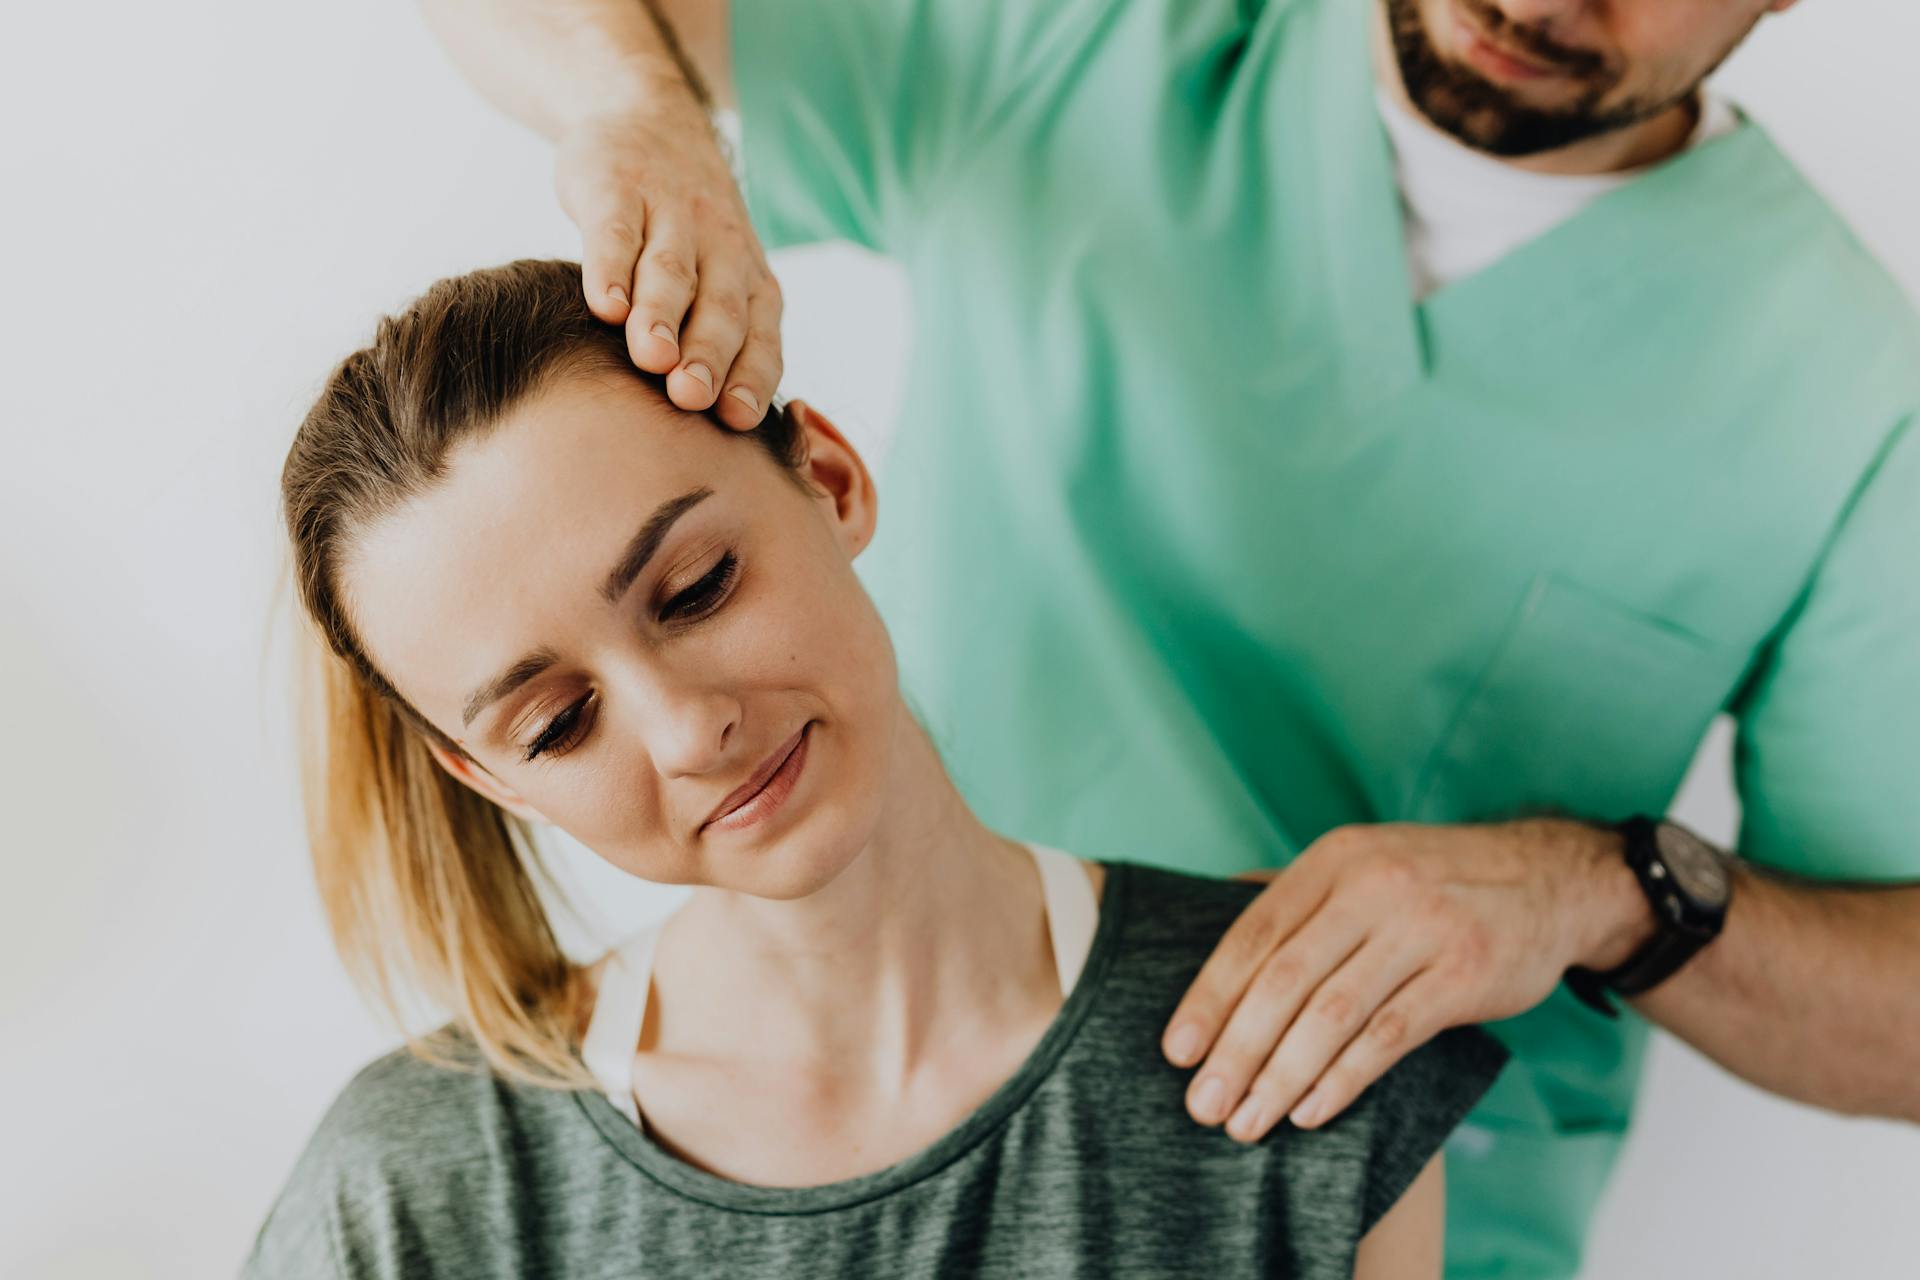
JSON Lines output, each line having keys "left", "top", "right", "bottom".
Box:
{"left": 624, "top": 672, "right": 741, "bottom": 779}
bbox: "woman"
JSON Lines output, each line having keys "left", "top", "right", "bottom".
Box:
{"left": 246, "top": 260, "right": 1505, "bottom": 1278}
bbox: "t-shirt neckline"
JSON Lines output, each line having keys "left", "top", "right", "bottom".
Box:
{"left": 573, "top": 860, "right": 1133, "bottom": 1215}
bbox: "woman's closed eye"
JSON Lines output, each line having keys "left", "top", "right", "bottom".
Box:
{"left": 520, "top": 551, "right": 742, "bottom": 762}
{"left": 523, "top": 691, "right": 596, "bottom": 762}
{"left": 660, "top": 550, "right": 739, "bottom": 623}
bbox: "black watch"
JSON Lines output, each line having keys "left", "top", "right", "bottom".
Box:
{"left": 1565, "top": 817, "right": 1732, "bottom": 1018}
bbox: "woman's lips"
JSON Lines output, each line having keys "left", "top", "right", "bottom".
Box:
{"left": 702, "top": 723, "right": 812, "bottom": 834}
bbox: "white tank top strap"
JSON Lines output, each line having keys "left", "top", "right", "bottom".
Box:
{"left": 581, "top": 845, "right": 1100, "bottom": 1126}
{"left": 579, "top": 922, "right": 661, "bottom": 1127}
{"left": 1027, "top": 843, "right": 1100, "bottom": 997}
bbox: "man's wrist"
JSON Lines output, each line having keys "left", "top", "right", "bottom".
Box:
{"left": 1566, "top": 820, "right": 1658, "bottom": 971}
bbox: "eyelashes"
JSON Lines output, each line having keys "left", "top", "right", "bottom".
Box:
{"left": 519, "top": 550, "right": 741, "bottom": 763}
{"left": 524, "top": 691, "right": 594, "bottom": 762}
{"left": 661, "top": 551, "right": 739, "bottom": 623}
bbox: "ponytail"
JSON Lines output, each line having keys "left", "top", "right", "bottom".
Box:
{"left": 297, "top": 632, "right": 594, "bottom": 1088}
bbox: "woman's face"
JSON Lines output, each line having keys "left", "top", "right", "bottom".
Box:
{"left": 341, "top": 368, "right": 901, "bottom": 899}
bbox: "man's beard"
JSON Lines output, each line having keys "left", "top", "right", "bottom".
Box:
{"left": 1384, "top": 0, "right": 1683, "bottom": 157}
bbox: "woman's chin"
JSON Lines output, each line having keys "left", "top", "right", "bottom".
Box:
{"left": 720, "top": 807, "right": 882, "bottom": 902}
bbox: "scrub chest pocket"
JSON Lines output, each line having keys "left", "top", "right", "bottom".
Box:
{"left": 1411, "top": 573, "right": 1740, "bottom": 826}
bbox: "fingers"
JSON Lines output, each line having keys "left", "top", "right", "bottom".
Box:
{"left": 1287, "top": 971, "right": 1446, "bottom": 1133}
{"left": 581, "top": 211, "right": 645, "bottom": 326}
{"left": 1221, "top": 940, "right": 1430, "bottom": 1144}
{"left": 712, "top": 277, "right": 784, "bottom": 430}
{"left": 1182, "top": 909, "right": 1363, "bottom": 1129}
{"left": 666, "top": 246, "right": 753, "bottom": 412}
{"left": 626, "top": 221, "right": 700, "bottom": 377}
{"left": 1163, "top": 863, "right": 1331, "bottom": 1070}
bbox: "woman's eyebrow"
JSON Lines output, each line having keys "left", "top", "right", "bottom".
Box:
{"left": 461, "top": 648, "right": 561, "bottom": 730}
{"left": 459, "top": 486, "right": 714, "bottom": 730}
{"left": 598, "top": 487, "right": 713, "bottom": 606}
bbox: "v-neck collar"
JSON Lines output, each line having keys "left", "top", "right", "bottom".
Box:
{"left": 1306, "top": 0, "right": 1775, "bottom": 407}
{"left": 1309, "top": 0, "right": 1425, "bottom": 412}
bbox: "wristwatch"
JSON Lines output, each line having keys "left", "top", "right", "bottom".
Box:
{"left": 1565, "top": 816, "right": 1733, "bottom": 1018}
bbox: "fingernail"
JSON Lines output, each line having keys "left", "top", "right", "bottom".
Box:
{"left": 1166, "top": 1024, "right": 1203, "bottom": 1065}
{"left": 1228, "top": 1099, "right": 1266, "bottom": 1142}
{"left": 609, "top": 285, "right": 629, "bottom": 306}
{"left": 726, "top": 386, "right": 760, "bottom": 416}
{"left": 650, "top": 322, "right": 676, "bottom": 344}
{"left": 683, "top": 362, "right": 713, "bottom": 391}
{"left": 1291, "top": 1091, "right": 1325, "bottom": 1128}
{"left": 1192, "top": 1076, "right": 1227, "bottom": 1123}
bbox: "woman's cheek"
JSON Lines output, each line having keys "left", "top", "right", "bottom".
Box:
{"left": 543, "top": 758, "right": 675, "bottom": 878}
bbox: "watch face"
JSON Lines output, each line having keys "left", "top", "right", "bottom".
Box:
{"left": 1656, "top": 823, "right": 1731, "bottom": 907}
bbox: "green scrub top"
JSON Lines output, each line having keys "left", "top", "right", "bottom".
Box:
{"left": 730, "top": 0, "right": 1920, "bottom": 1274}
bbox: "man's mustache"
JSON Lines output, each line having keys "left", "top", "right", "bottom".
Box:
{"left": 1455, "top": 0, "right": 1613, "bottom": 80}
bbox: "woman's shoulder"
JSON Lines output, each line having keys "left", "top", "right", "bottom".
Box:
{"left": 1078, "top": 859, "right": 1509, "bottom": 1243}
{"left": 1094, "top": 859, "right": 1267, "bottom": 971}
{"left": 242, "top": 1034, "right": 581, "bottom": 1279}
{"left": 297, "top": 1034, "right": 518, "bottom": 1164}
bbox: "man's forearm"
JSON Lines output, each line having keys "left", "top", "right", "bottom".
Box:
{"left": 418, "top": 0, "right": 709, "bottom": 139}
{"left": 1627, "top": 860, "right": 1920, "bottom": 1122}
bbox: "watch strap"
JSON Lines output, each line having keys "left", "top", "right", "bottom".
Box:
{"left": 1564, "top": 817, "right": 1722, "bottom": 1017}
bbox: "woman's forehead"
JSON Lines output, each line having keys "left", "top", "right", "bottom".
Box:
{"left": 341, "top": 374, "right": 738, "bottom": 725}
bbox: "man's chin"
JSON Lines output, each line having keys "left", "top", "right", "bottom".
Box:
{"left": 1386, "top": 0, "right": 1624, "bottom": 157}
{"left": 1438, "top": 104, "right": 1616, "bottom": 157}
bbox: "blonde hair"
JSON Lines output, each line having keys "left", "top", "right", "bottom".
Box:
{"left": 282, "top": 259, "right": 803, "bottom": 1088}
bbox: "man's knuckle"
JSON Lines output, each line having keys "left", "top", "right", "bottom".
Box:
{"left": 1311, "top": 989, "right": 1359, "bottom": 1029}
{"left": 1366, "top": 1006, "right": 1411, "bottom": 1050}
{"left": 1251, "top": 952, "right": 1303, "bottom": 997}
{"left": 1454, "top": 920, "right": 1494, "bottom": 970}
{"left": 707, "top": 292, "right": 749, "bottom": 324}
{"left": 644, "top": 250, "right": 696, "bottom": 286}
{"left": 598, "top": 219, "right": 640, "bottom": 248}
{"left": 1361, "top": 854, "right": 1419, "bottom": 896}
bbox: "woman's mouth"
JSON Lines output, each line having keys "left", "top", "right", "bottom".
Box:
{"left": 702, "top": 723, "right": 813, "bottom": 835}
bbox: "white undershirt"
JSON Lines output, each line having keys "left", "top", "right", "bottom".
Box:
{"left": 580, "top": 843, "right": 1101, "bottom": 1130}
{"left": 1377, "top": 87, "right": 1739, "bottom": 299}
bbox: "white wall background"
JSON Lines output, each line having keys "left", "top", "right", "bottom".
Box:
{"left": 1, "top": 2, "right": 1914, "bottom": 1276}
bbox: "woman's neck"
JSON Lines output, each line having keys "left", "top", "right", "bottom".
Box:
{"left": 647, "top": 714, "right": 1059, "bottom": 1095}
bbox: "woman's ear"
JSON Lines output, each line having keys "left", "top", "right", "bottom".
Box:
{"left": 425, "top": 738, "right": 550, "bottom": 825}
{"left": 786, "top": 399, "right": 878, "bottom": 557}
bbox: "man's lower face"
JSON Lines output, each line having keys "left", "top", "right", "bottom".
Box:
{"left": 1384, "top": 0, "right": 1674, "bottom": 157}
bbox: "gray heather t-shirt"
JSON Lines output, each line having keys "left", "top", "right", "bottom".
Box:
{"left": 244, "top": 863, "right": 1507, "bottom": 1279}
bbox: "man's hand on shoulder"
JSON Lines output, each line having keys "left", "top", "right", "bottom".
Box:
{"left": 1161, "top": 819, "right": 1649, "bottom": 1143}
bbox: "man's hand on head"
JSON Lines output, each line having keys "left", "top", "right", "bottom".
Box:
{"left": 1162, "top": 819, "right": 1654, "bottom": 1143}
{"left": 556, "top": 100, "right": 783, "bottom": 431}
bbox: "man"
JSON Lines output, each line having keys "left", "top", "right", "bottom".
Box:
{"left": 420, "top": 0, "right": 1920, "bottom": 1274}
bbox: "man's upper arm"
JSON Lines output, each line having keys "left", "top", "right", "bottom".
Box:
{"left": 1732, "top": 412, "right": 1920, "bottom": 880}
{"left": 722, "top": 0, "right": 1124, "bottom": 251}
